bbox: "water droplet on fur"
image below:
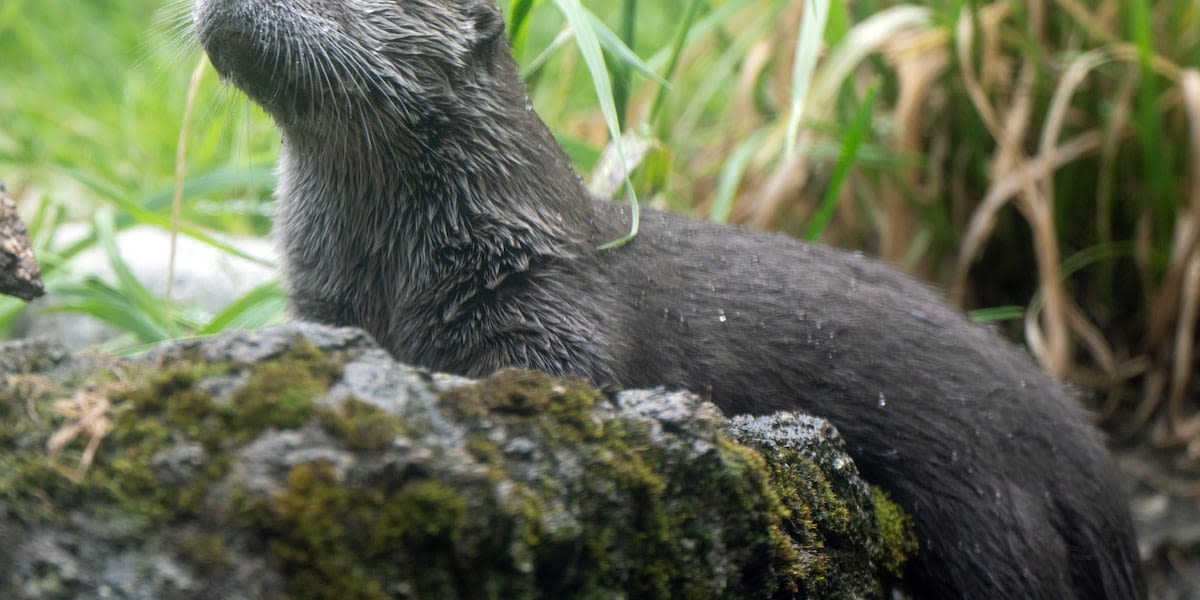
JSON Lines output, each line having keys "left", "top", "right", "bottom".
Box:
{"left": 849, "top": 277, "right": 858, "bottom": 290}
{"left": 717, "top": 309, "right": 727, "bottom": 322}
{"left": 877, "top": 392, "right": 887, "bottom": 407}
{"left": 951, "top": 450, "right": 959, "bottom": 462}
{"left": 662, "top": 308, "right": 670, "bottom": 321}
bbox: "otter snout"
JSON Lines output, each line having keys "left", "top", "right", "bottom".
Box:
{"left": 193, "top": 0, "right": 296, "bottom": 110}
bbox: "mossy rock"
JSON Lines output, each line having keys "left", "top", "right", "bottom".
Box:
{"left": 0, "top": 323, "right": 912, "bottom": 599}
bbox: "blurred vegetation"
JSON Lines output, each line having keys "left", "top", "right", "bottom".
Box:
{"left": 1, "top": 0, "right": 1199, "bottom": 446}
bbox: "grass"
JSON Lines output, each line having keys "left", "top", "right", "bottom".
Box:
{"left": 2, "top": 0, "right": 1199, "bottom": 443}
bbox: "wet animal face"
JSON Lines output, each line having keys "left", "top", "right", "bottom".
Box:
{"left": 193, "top": 0, "right": 505, "bottom": 127}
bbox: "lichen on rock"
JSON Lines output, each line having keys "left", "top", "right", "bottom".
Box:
{"left": 0, "top": 323, "right": 913, "bottom": 599}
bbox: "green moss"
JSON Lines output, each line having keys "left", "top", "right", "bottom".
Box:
{"left": 0, "top": 376, "right": 65, "bottom": 521}
{"left": 115, "top": 341, "right": 341, "bottom": 447}
{"left": 249, "top": 460, "right": 475, "bottom": 600}
{"left": 1, "top": 342, "right": 908, "bottom": 598}
{"left": 759, "top": 447, "right": 843, "bottom": 577}
{"left": 869, "top": 486, "right": 918, "bottom": 577}
{"left": 68, "top": 343, "right": 340, "bottom": 521}
{"left": 0, "top": 339, "right": 346, "bottom": 554}
{"left": 438, "top": 370, "right": 813, "bottom": 599}
{"left": 747, "top": 440, "right": 914, "bottom": 598}
{"left": 0, "top": 374, "right": 54, "bottom": 447}
{"left": 228, "top": 342, "right": 341, "bottom": 440}
{"left": 318, "top": 397, "right": 405, "bottom": 451}
{"left": 176, "top": 532, "right": 234, "bottom": 573}
{"left": 441, "top": 369, "right": 604, "bottom": 442}
{"left": 713, "top": 438, "right": 806, "bottom": 596}
{"left": 126, "top": 366, "right": 219, "bottom": 419}
{"left": 464, "top": 431, "right": 503, "bottom": 466}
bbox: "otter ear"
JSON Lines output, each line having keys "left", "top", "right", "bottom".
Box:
{"left": 467, "top": 1, "right": 506, "bottom": 45}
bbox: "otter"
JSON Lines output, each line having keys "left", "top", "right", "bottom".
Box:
{"left": 193, "top": 0, "right": 1143, "bottom": 597}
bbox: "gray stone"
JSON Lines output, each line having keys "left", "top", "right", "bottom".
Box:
{"left": 0, "top": 323, "right": 913, "bottom": 599}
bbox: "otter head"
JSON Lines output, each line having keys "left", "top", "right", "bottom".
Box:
{"left": 193, "top": 0, "right": 508, "bottom": 133}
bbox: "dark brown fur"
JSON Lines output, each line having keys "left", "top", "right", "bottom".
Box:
{"left": 194, "top": 1, "right": 1143, "bottom": 597}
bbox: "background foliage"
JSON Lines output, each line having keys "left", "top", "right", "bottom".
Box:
{"left": 1, "top": 0, "right": 1199, "bottom": 446}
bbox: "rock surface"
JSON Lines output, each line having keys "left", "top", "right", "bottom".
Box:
{"left": 0, "top": 323, "right": 914, "bottom": 599}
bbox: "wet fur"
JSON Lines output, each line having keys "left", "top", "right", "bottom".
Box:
{"left": 194, "top": 1, "right": 1144, "bottom": 597}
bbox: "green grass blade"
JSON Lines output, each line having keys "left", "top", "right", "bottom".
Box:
{"left": 50, "top": 279, "right": 170, "bottom": 343}
{"left": 968, "top": 305, "right": 1025, "bottom": 324}
{"left": 92, "top": 207, "right": 172, "bottom": 334}
{"left": 506, "top": 0, "right": 538, "bottom": 51}
{"left": 521, "top": 27, "right": 574, "bottom": 83}
{"left": 199, "top": 281, "right": 288, "bottom": 335}
{"left": 644, "top": 0, "right": 758, "bottom": 72}
{"left": 61, "top": 168, "right": 275, "bottom": 267}
{"left": 648, "top": 0, "right": 703, "bottom": 129}
{"left": 709, "top": 130, "right": 768, "bottom": 224}
{"left": 0, "top": 297, "right": 24, "bottom": 334}
{"left": 1128, "top": 0, "right": 1174, "bottom": 243}
{"left": 133, "top": 165, "right": 276, "bottom": 214}
{"left": 805, "top": 83, "right": 879, "bottom": 241}
{"left": 550, "top": 0, "right": 640, "bottom": 248}
{"left": 609, "top": 0, "right": 637, "bottom": 127}
{"left": 786, "top": 0, "right": 831, "bottom": 159}
{"left": 587, "top": 12, "right": 665, "bottom": 85}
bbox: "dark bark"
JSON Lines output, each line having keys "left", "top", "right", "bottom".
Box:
{"left": 0, "top": 182, "right": 44, "bottom": 301}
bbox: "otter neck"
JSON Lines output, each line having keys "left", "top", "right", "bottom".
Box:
{"left": 276, "top": 70, "right": 594, "bottom": 311}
